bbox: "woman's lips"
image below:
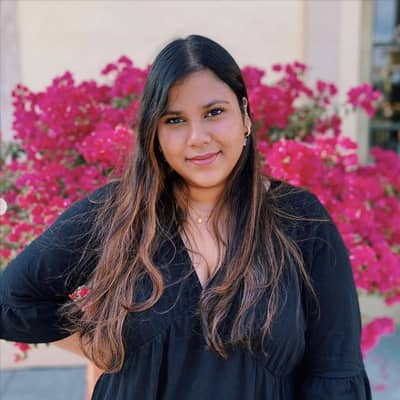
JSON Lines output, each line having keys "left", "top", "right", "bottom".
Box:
{"left": 187, "top": 151, "right": 220, "bottom": 166}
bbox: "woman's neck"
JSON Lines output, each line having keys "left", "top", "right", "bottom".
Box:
{"left": 187, "top": 185, "right": 223, "bottom": 211}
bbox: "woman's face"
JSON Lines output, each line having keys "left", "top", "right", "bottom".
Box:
{"left": 157, "top": 69, "right": 251, "bottom": 199}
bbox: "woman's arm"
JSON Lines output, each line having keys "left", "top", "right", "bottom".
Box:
{"left": 0, "top": 191, "right": 101, "bottom": 343}
{"left": 52, "top": 332, "right": 85, "bottom": 357}
{"left": 298, "top": 196, "right": 372, "bottom": 399}
{"left": 53, "top": 333, "right": 104, "bottom": 400}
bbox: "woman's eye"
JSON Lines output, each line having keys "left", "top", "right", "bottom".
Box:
{"left": 207, "top": 108, "right": 224, "bottom": 117}
{"left": 164, "top": 108, "right": 224, "bottom": 124}
{"left": 165, "top": 117, "right": 183, "bottom": 125}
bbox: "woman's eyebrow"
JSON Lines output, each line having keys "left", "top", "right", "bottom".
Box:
{"left": 161, "top": 100, "right": 231, "bottom": 117}
{"left": 202, "top": 99, "right": 230, "bottom": 108}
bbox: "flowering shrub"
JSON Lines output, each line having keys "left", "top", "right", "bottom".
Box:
{"left": 0, "top": 57, "right": 144, "bottom": 265}
{"left": 0, "top": 57, "right": 398, "bottom": 365}
{"left": 241, "top": 64, "right": 399, "bottom": 303}
{"left": 13, "top": 341, "right": 33, "bottom": 363}
{"left": 361, "top": 317, "right": 395, "bottom": 358}
{"left": 258, "top": 139, "right": 400, "bottom": 301}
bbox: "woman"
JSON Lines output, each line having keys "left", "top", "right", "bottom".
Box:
{"left": 0, "top": 35, "right": 371, "bottom": 399}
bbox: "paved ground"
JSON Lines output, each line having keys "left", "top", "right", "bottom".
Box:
{"left": 365, "top": 325, "right": 400, "bottom": 399}
{"left": 1, "top": 327, "right": 399, "bottom": 400}
{"left": 0, "top": 367, "right": 86, "bottom": 400}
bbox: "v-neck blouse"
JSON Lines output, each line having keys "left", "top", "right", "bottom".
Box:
{"left": 0, "top": 181, "right": 372, "bottom": 399}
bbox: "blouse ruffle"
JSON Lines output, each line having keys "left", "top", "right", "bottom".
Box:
{"left": 299, "top": 369, "right": 372, "bottom": 399}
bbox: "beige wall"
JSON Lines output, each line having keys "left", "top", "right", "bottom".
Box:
{"left": 1, "top": 1, "right": 20, "bottom": 143}
{"left": 305, "top": 0, "right": 374, "bottom": 162}
{"left": 16, "top": 0, "right": 305, "bottom": 90}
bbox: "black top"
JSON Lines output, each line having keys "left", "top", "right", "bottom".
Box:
{"left": 0, "top": 181, "right": 372, "bottom": 399}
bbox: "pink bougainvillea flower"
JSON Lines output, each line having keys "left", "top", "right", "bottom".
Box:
{"left": 68, "top": 285, "right": 91, "bottom": 302}
{"left": 12, "top": 342, "right": 31, "bottom": 362}
{"left": 361, "top": 317, "right": 395, "bottom": 357}
{"left": 13, "top": 342, "right": 31, "bottom": 352}
{"left": 347, "top": 83, "right": 382, "bottom": 117}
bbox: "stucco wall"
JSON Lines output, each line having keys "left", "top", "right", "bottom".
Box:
{"left": 16, "top": 0, "right": 305, "bottom": 90}
{"left": 0, "top": 1, "right": 20, "bottom": 142}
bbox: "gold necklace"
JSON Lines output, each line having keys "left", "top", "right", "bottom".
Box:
{"left": 188, "top": 204, "right": 212, "bottom": 224}
{"left": 194, "top": 214, "right": 206, "bottom": 224}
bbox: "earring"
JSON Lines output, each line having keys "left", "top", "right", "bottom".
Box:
{"left": 243, "top": 130, "right": 251, "bottom": 147}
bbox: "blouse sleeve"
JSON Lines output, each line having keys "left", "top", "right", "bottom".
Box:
{"left": 0, "top": 187, "right": 106, "bottom": 344}
{"left": 298, "top": 195, "right": 372, "bottom": 399}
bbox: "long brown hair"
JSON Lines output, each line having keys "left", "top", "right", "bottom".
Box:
{"left": 64, "top": 35, "right": 316, "bottom": 372}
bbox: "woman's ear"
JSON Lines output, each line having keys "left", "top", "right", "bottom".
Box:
{"left": 242, "top": 97, "right": 252, "bottom": 133}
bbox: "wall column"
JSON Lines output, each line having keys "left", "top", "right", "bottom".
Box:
{"left": 1, "top": 0, "right": 21, "bottom": 142}
{"left": 305, "top": 0, "right": 373, "bottom": 163}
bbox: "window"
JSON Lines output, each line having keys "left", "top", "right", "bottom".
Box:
{"left": 371, "top": 0, "right": 400, "bottom": 155}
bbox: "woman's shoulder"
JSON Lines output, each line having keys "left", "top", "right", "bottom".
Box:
{"left": 264, "top": 178, "right": 335, "bottom": 254}
{"left": 266, "top": 178, "right": 330, "bottom": 221}
{"left": 43, "top": 181, "right": 119, "bottom": 242}
{"left": 87, "top": 181, "right": 118, "bottom": 205}
{"left": 65, "top": 181, "right": 118, "bottom": 216}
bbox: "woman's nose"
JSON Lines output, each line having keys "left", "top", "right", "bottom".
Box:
{"left": 187, "top": 120, "right": 211, "bottom": 146}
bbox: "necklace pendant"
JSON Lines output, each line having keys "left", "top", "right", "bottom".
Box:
{"left": 197, "top": 217, "right": 203, "bottom": 224}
